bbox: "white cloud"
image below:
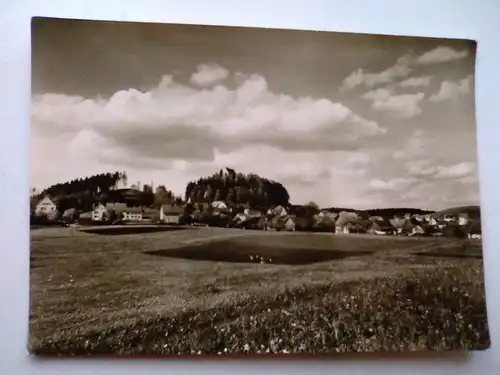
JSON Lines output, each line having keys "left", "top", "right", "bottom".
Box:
{"left": 399, "top": 76, "right": 432, "bottom": 87}
{"left": 32, "top": 65, "right": 386, "bottom": 173}
{"left": 416, "top": 46, "right": 469, "bottom": 65}
{"left": 31, "top": 64, "right": 388, "bottom": 207}
{"left": 362, "top": 86, "right": 425, "bottom": 118}
{"left": 367, "top": 177, "right": 416, "bottom": 192}
{"left": 371, "top": 93, "right": 425, "bottom": 118}
{"left": 340, "top": 55, "right": 412, "bottom": 91}
{"left": 361, "top": 88, "right": 392, "bottom": 101}
{"left": 408, "top": 161, "right": 477, "bottom": 180}
{"left": 341, "top": 45, "right": 471, "bottom": 92}
{"left": 429, "top": 75, "right": 472, "bottom": 102}
{"left": 190, "top": 63, "right": 229, "bottom": 86}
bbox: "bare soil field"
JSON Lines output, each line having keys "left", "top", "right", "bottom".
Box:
{"left": 28, "top": 226, "right": 489, "bottom": 355}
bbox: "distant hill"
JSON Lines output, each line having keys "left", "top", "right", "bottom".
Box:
{"left": 321, "top": 207, "right": 435, "bottom": 218}
{"left": 432, "top": 205, "right": 481, "bottom": 219}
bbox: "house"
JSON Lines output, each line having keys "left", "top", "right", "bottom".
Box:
{"left": 142, "top": 207, "right": 161, "bottom": 222}
{"left": 467, "top": 220, "right": 482, "bottom": 240}
{"left": 212, "top": 201, "right": 228, "bottom": 209}
{"left": 443, "top": 214, "right": 455, "bottom": 222}
{"left": 428, "top": 217, "right": 438, "bottom": 226}
{"left": 409, "top": 225, "right": 425, "bottom": 236}
{"left": 458, "top": 213, "right": 469, "bottom": 226}
{"left": 335, "top": 223, "right": 350, "bottom": 234}
{"left": 389, "top": 218, "right": 406, "bottom": 235}
{"left": 92, "top": 203, "right": 108, "bottom": 221}
{"left": 122, "top": 207, "right": 143, "bottom": 221}
{"left": 160, "top": 204, "right": 184, "bottom": 224}
{"left": 284, "top": 217, "right": 296, "bottom": 231}
{"left": 274, "top": 205, "right": 288, "bottom": 218}
{"left": 34, "top": 196, "right": 58, "bottom": 218}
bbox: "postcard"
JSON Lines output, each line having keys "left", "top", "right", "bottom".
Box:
{"left": 29, "top": 17, "right": 489, "bottom": 355}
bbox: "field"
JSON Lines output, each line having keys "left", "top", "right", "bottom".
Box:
{"left": 29, "top": 226, "right": 490, "bottom": 355}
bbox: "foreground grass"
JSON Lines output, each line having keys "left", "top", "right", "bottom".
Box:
{"left": 31, "top": 262, "right": 489, "bottom": 355}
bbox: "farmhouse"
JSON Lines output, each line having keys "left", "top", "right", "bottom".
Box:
{"left": 34, "top": 196, "right": 59, "bottom": 218}
{"left": 92, "top": 203, "right": 108, "bottom": 221}
{"left": 212, "top": 201, "right": 228, "bottom": 209}
{"left": 160, "top": 204, "right": 184, "bottom": 224}
{"left": 122, "top": 207, "right": 143, "bottom": 221}
{"left": 100, "top": 203, "right": 143, "bottom": 222}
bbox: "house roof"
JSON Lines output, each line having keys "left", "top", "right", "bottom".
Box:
{"left": 161, "top": 204, "right": 184, "bottom": 215}
{"left": 124, "top": 207, "right": 143, "bottom": 213}
{"left": 105, "top": 203, "right": 128, "bottom": 212}
{"left": 37, "top": 195, "right": 62, "bottom": 206}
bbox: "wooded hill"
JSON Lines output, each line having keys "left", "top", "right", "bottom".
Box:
{"left": 185, "top": 168, "right": 290, "bottom": 208}
{"left": 31, "top": 171, "right": 182, "bottom": 213}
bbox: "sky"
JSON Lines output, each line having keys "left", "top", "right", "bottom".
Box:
{"left": 30, "top": 18, "right": 479, "bottom": 210}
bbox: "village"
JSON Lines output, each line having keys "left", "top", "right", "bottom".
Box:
{"left": 31, "top": 176, "right": 482, "bottom": 240}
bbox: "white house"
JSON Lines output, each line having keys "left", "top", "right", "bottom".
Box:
{"left": 160, "top": 204, "right": 184, "bottom": 224}
{"left": 284, "top": 217, "right": 296, "bottom": 231}
{"left": 335, "top": 225, "right": 350, "bottom": 234}
{"left": 458, "top": 214, "right": 469, "bottom": 226}
{"left": 122, "top": 207, "right": 143, "bottom": 221}
{"left": 92, "top": 203, "right": 108, "bottom": 221}
{"left": 409, "top": 225, "right": 425, "bottom": 236}
{"left": 34, "top": 196, "right": 58, "bottom": 217}
{"left": 211, "top": 201, "right": 228, "bottom": 209}
{"left": 428, "top": 217, "right": 438, "bottom": 226}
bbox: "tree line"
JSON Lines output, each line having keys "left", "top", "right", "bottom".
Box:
{"left": 32, "top": 168, "right": 436, "bottom": 218}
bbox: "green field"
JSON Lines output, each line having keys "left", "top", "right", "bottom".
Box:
{"left": 29, "top": 226, "right": 490, "bottom": 355}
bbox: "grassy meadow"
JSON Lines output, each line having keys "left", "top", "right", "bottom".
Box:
{"left": 29, "top": 226, "right": 490, "bottom": 355}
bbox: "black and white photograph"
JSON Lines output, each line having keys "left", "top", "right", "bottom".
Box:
{"left": 29, "top": 17, "right": 489, "bottom": 355}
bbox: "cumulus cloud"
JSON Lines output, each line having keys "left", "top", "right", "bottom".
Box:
{"left": 415, "top": 46, "right": 469, "bottom": 65}
{"left": 340, "top": 45, "right": 471, "bottom": 92}
{"left": 408, "top": 161, "right": 477, "bottom": 180}
{"left": 367, "top": 177, "right": 416, "bottom": 192}
{"left": 371, "top": 93, "right": 425, "bottom": 118}
{"left": 399, "top": 76, "right": 432, "bottom": 87}
{"left": 31, "top": 65, "right": 386, "bottom": 169}
{"left": 362, "top": 87, "right": 425, "bottom": 118}
{"left": 340, "top": 55, "right": 413, "bottom": 91}
{"left": 190, "top": 63, "right": 229, "bottom": 86}
{"left": 429, "top": 75, "right": 473, "bottom": 102}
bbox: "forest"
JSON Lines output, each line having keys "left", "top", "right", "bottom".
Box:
{"left": 184, "top": 168, "right": 290, "bottom": 209}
